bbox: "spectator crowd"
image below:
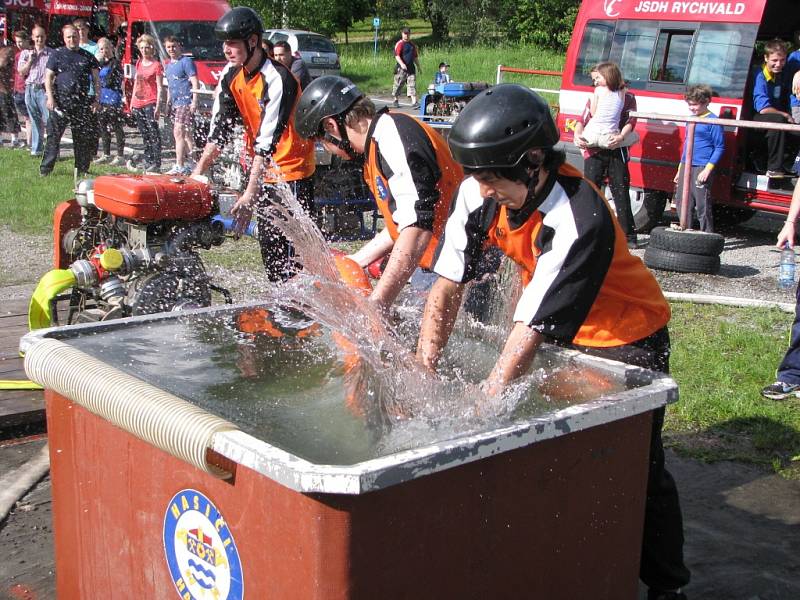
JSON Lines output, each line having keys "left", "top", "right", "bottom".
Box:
{"left": 0, "top": 18, "right": 205, "bottom": 176}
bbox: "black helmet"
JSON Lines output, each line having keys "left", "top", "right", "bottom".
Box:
{"left": 294, "top": 76, "right": 364, "bottom": 139}
{"left": 448, "top": 84, "right": 559, "bottom": 169}
{"left": 214, "top": 7, "right": 263, "bottom": 42}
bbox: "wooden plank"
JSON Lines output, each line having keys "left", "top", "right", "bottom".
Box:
{"left": 0, "top": 391, "right": 44, "bottom": 427}
{"left": 0, "top": 364, "right": 28, "bottom": 379}
{"left": 0, "top": 331, "right": 29, "bottom": 346}
{"left": 1, "top": 294, "right": 44, "bottom": 429}
{"left": 0, "top": 313, "right": 28, "bottom": 325}
{"left": 0, "top": 299, "right": 29, "bottom": 316}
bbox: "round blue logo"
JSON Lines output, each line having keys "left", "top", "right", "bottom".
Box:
{"left": 375, "top": 176, "right": 389, "bottom": 201}
{"left": 163, "top": 489, "right": 244, "bottom": 599}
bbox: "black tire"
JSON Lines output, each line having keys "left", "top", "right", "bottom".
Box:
{"left": 712, "top": 205, "right": 756, "bottom": 228}
{"left": 644, "top": 246, "right": 720, "bottom": 274}
{"left": 648, "top": 227, "right": 725, "bottom": 256}
{"left": 633, "top": 190, "right": 668, "bottom": 233}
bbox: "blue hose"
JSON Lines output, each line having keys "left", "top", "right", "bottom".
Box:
{"left": 212, "top": 215, "right": 258, "bottom": 237}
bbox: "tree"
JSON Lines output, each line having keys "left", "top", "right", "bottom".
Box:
{"left": 506, "top": 0, "right": 580, "bottom": 49}
{"left": 233, "top": 0, "right": 371, "bottom": 38}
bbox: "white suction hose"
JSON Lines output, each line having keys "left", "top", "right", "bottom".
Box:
{"left": 0, "top": 443, "right": 50, "bottom": 523}
{"left": 24, "top": 338, "right": 238, "bottom": 478}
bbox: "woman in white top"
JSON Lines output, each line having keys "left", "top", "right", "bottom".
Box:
{"left": 576, "top": 62, "right": 638, "bottom": 150}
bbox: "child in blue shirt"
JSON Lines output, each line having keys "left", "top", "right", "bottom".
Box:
{"left": 434, "top": 62, "right": 451, "bottom": 85}
{"left": 674, "top": 84, "right": 725, "bottom": 233}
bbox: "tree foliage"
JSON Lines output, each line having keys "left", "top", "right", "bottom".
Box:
{"left": 233, "top": 0, "right": 371, "bottom": 38}
{"left": 235, "top": 0, "right": 581, "bottom": 51}
{"left": 507, "top": 0, "right": 580, "bottom": 48}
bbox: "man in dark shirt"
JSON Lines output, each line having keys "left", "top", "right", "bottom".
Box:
{"left": 273, "top": 41, "right": 311, "bottom": 90}
{"left": 391, "top": 27, "right": 420, "bottom": 109}
{"left": 40, "top": 24, "right": 100, "bottom": 176}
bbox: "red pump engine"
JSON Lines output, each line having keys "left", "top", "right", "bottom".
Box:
{"left": 52, "top": 174, "right": 229, "bottom": 325}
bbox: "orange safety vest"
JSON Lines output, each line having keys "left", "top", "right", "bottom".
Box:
{"left": 228, "top": 66, "right": 314, "bottom": 183}
{"left": 364, "top": 115, "right": 463, "bottom": 270}
{"left": 488, "top": 164, "right": 670, "bottom": 348}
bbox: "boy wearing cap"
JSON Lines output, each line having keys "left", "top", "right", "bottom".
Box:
{"left": 434, "top": 62, "right": 451, "bottom": 85}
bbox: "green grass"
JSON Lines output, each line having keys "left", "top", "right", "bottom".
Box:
{"left": 0, "top": 148, "right": 128, "bottom": 235}
{"left": 335, "top": 18, "right": 432, "bottom": 44}
{"left": 667, "top": 302, "right": 800, "bottom": 476}
{"left": 339, "top": 40, "right": 564, "bottom": 96}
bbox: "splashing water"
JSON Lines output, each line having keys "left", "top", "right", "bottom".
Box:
{"left": 212, "top": 180, "right": 629, "bottom": 457}
{"left": 256, "top": 183, "right": 539, "bottom": 428}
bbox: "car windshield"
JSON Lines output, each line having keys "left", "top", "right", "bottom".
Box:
{"left": 296, "top": 34, "right": 336, "bottom": 53}
{"left": 151, "top": 21, "right": 225, "bottom": 61}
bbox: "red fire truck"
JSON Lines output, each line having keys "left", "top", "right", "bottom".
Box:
{"left": 558, "top": 0, "right": 800, "bottom": 230}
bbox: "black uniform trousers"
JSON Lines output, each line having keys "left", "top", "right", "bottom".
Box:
{"left": 574, "top": 327, "right": 692, "bottom": 593}
{"left": 254, "top": 176, "right": 315, "bottom": 282}
{"left": 40, "top": 102, "right": 95, "bottom": 176}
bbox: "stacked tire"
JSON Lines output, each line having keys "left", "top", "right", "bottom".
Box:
{"left": 643, "top": 227, "right": 725, "bottom": 274}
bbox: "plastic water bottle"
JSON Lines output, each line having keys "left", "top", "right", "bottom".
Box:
{"left": 779, "top": 242, "right": 796, "bottom": 290}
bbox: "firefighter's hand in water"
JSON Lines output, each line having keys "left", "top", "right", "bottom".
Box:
{"left": 230, "top": 191, "right": 255, "bottom": 236}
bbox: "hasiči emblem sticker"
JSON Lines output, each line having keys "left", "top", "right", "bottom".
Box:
{"left": 163, "top": 489, "right": 244, "bottom": 599}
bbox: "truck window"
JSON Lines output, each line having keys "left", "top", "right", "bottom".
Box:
{"left": 573, "top": 20, "right": 758, "bottom": 99}
{"left": 610, "top": 21, "right": 660, "bottom": 86}
{"left": 650, "top": 29, "right": 694, "bottom": 83}
{"left": 574, "top": 20, "right": 614, "bottom": 86}
{"left": 687, "top": 25, "right": 756, "bottom": 98}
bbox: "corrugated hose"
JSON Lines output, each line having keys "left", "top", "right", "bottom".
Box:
{"left": 24, "top": 338, "right": 238, "bottom": 478}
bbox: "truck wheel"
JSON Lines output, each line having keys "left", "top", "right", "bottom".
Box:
{"left": 712, "top": 205, "right": 756, "bottom": 228}
{"left": 633, "top": 190, "right": 668, "bottom": 234}
{"left": 644, "top": 246, "right": 720, "bottom": 274}
{"left": 648, "top": 227, "right": 725, "bottom": 256}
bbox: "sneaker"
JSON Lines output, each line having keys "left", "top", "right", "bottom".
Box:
{"left": 391, "top": 99, "right": 399, "bottom": 108}
{"left": 766, "top": 169, "right": 791, "bottom": 178}
{"left": 108, "top": 156, "right": 125, "bottom": 166}
{"left": 760, "top": 381, "right": 800, "bottom": 400}
{"left": 411, "top": 103, "right": 420, "bottom": 110}
{"left": 180, "top": 164, "right": 193, "bottom": 176}
{"left": 165, "top": 164, "right": 183, "bottom": 175}
{"left": 143, "top": 164, "right": 161, "bottom": 174}
{"left": 627, "top": 235, "right": 639, "bottom": 249}
{"left": 93, "top": 153, "right": 110, "bottom": 164}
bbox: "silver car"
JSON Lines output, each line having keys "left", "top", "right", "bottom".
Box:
{"left": 263, "top": 29, "right": 341, "bottom": 79}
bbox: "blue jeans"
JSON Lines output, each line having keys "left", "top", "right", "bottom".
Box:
{"left": 24, "top": 85, "right": 48, "bottom": 155}
{"left": 777, "top": 281, "right": 800, "bottom": 385}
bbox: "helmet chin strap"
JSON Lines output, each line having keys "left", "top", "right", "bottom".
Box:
{"left": 323, "top": 116, "right": 361, "bottom": 160}
{"left": 243, "top": 38, "right": 257, "bottom": 70}
{"left": 524, "top": 153, "right": 544, "bottom": 199}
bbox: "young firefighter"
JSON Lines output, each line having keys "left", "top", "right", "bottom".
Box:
{"left": 294, "top": 75, "right": 463, "bottom": 313}
{"left": 192, "top": 7, "right": 315, "bottom": 282}
{"left": 416, "top": 84, "right": 691, "bottom": 600}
